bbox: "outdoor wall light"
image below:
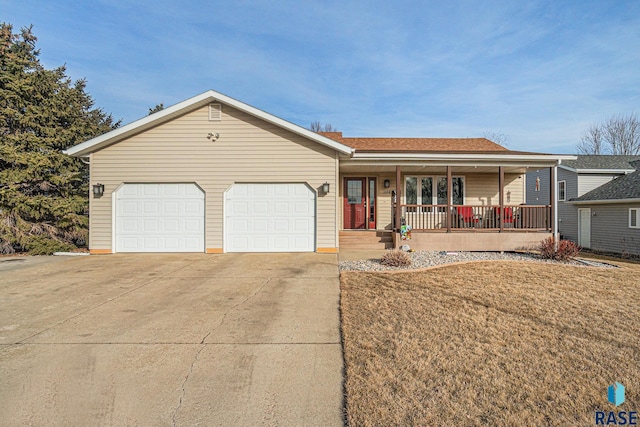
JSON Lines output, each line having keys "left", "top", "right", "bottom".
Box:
{"left": 384, "top": 179, "right": 391, "bottom": 188}
{"left": 93, "top": 183, "right": 105, "bottom": 197}
{"left": 207, "top": 132, "right": 220, "bottom": 141}
{"left": 322, "top": 182, "right": 330, "bottom": 193}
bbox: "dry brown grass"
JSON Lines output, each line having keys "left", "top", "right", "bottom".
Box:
{"left": 341, "top": 259, "right": 640, "bottom": 426}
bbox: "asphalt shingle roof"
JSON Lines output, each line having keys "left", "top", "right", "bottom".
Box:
{"left": 562, "top": 155, "right": 640, "bottom": 170}
{"left": 572, "top": 170, "right": 640, "bottom": 201}
{"left": 319, "top": 132, "right": 509, "bottom": 152}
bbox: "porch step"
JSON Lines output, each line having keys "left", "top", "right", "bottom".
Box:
{"left": 339, "top": 231, "right": 394, "bottom": 250}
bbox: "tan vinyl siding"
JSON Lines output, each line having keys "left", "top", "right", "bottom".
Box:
{"left": 376, "top": 174, "right": 396, "bottom": 230}
{"left": 90, "top": 104, "right": 338, "bottom": 251}
{"left": 465, "top": 173, "right": 524, "bottom": 206}
{"left": 589, "top": 203, "right": 640, "bottom": 256}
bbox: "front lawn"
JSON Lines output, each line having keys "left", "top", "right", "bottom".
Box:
{"left": 341, "top": 259, "right": 640, "bottom": 426}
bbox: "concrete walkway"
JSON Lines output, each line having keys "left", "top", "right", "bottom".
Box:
{"left": 0, "top": 253, "right": 343, "bottom": 426}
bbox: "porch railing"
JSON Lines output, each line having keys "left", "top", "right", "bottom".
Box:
{"left": 396, "top": 205, "right": 551, "bottom": 231}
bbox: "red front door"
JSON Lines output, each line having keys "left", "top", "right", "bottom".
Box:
{"left": 344, "top": 178, "right": 367, "bottom": 229}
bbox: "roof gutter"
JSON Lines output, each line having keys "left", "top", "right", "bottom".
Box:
{"left": 349, "top": 152, "right": 576, "bottom": 162}
{"left": 558, "top": 165, "right": 636, "bottom": 174}
{"left": 569, "top": 198, "right": 640, "bottom": 205}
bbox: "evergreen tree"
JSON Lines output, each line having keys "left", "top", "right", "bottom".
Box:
{"left": 0, "top": 23, "right": 119, "bottom": 254}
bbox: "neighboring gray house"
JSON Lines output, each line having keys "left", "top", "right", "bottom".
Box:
{"left": 526, "top": 155, "right": 640, "bottom": 244}
{"left": 570, "top": 167, "right": 640, "bottom": 256}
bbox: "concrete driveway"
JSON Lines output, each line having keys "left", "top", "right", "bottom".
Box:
{"left": 0, "top": 253, "right": 343, "bottom": 426}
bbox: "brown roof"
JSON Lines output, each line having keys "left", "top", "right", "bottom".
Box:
{"left": 318, "top": 132, "right": 508, "bottom": 152}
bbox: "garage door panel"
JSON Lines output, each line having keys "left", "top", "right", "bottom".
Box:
{"left": 116, "top": 184, "right": 204, "bottom": 253}
{"left": 142, "top": 201, "right": 159, "bottom": 214}
{"left": 163, "top": 201, "right": 180, "bottom": 215}
{"left": 120, "top": 201, "right": 139, "bottom": 214}
{"left": 225, "top": 183, "right": 315, "bottom": 252}
{"left": 163, "top": 185, "right": 179, "bottom": 197}
{"left": 142, "top": 219, "right": 160, "bottom": 233}
{"left": 293, "top": 219, "right": 312, "bottom": 233}
{"left": 182, "top": 185, "right": 199, "bottom": 197}
{"left": 253, "top": 201, "right": 269, "bottom": 215}
{"left": 293, "top": 202, "right": 312, "bottom": 215}
{"left": 273, "top": 201, "right": 289, "bottom": 215}
{"left": 120, "top": 185, "right": 139, "bottom": 197}
{"left": 183, "top": 218, "right": 202, "bottom": 233}
{"left": 182, "top": 200, "right": 202, "bottom": 215}
{"left": 142, "top": 185, "right": 160, "bottom": 197}
{"left": 164, "top": 219, "right": 180, "bottom": 233}
{"left": 273, "top": 219, "right": 289, "bottom": 233}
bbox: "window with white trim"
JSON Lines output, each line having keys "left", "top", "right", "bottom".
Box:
{"left": 630, "top": 208, "right": 640, "bottom": 229}
{"left": 558, "top": 180, "right": 566, "bottom": 201}
{"left": 405, "top": 176, "right": 464, "bottom": 211}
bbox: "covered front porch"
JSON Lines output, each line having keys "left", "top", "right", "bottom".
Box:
{"left": 339, "top": 158, "right": 560, "bottom": 251}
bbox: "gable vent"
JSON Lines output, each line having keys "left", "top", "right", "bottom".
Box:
{"left": 209, "top": 103, "right": 222, "bottom": 121}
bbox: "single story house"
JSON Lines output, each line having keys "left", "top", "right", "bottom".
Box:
{"left": 64, "top": 90, "right": 573, "bottom": 254}
{"left": 569, "top": 167, "right": 640, "bottom": 256}
{"left": 526, "top": 155, "right": 640, "bottom": 244}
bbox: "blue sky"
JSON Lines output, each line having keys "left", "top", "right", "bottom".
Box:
{"left": 4, "top": 0, "right": 640, "bottom": 153}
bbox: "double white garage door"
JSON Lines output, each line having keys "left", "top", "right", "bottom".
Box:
{"left": 114, "top": 183, "right": 315, "bottom": 253}
{"left": 225, "top": 183, "right": 315, "bottom": 252}
{"left": 115, "top": 184, "right": 205, "bottom": 252}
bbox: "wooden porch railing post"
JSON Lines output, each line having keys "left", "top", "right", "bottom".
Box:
{"left": 395, "top": 166, "right": 402, "bottom": 232}
{"left": 446, "top": 166, "right": 452, "bottom": 232}
{"left": 499, "top": 166, "right": 504, "bottom": 232}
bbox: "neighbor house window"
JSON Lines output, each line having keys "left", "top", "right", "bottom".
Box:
{"left": 558, "top": 180, "right": 566, "bottom": 201}
{"left": 630, "top": 208, "right": 640, "bottom": 229}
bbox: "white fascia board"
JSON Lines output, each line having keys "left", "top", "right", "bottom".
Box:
{"left": 575, "top": 168, "right": 636, "bottom": 174}
{"left": 350, "top": 152, "right": 575, "bottom": 161}
{"left": 64, "top": 90, "right": 354, "bottom": 156}
{"left": 558, "top": 165, "right": 635, "bottom": 174}
{"left": 569, "top": 198, "right": 640, "bottom": 205}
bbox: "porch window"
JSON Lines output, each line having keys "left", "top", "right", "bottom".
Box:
{"left": 405, "top": 176, "right": 464, "bottom": 208}
{"left": 558, "top": 180, "right": 566, "bottom": 201}
{"left": 630, "top": 208, "right": 640, "bottom": 229}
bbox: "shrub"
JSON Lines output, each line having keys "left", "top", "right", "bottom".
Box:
{"left": 538, "top": 237, "right": 580, "bottom": 261}
{"left": 380, "top": 249, "right": 412, "bottom": 267}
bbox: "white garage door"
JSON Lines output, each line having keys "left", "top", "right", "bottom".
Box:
{"left": 225, "top": 183, "right": 315, "bottom": 252}
{"left": 115, "top": 183, "right": 205, "bottom": 252}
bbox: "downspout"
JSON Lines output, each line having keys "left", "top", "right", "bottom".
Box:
{"left": 552, "top": 162, "right": 559, "bottom": 243}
